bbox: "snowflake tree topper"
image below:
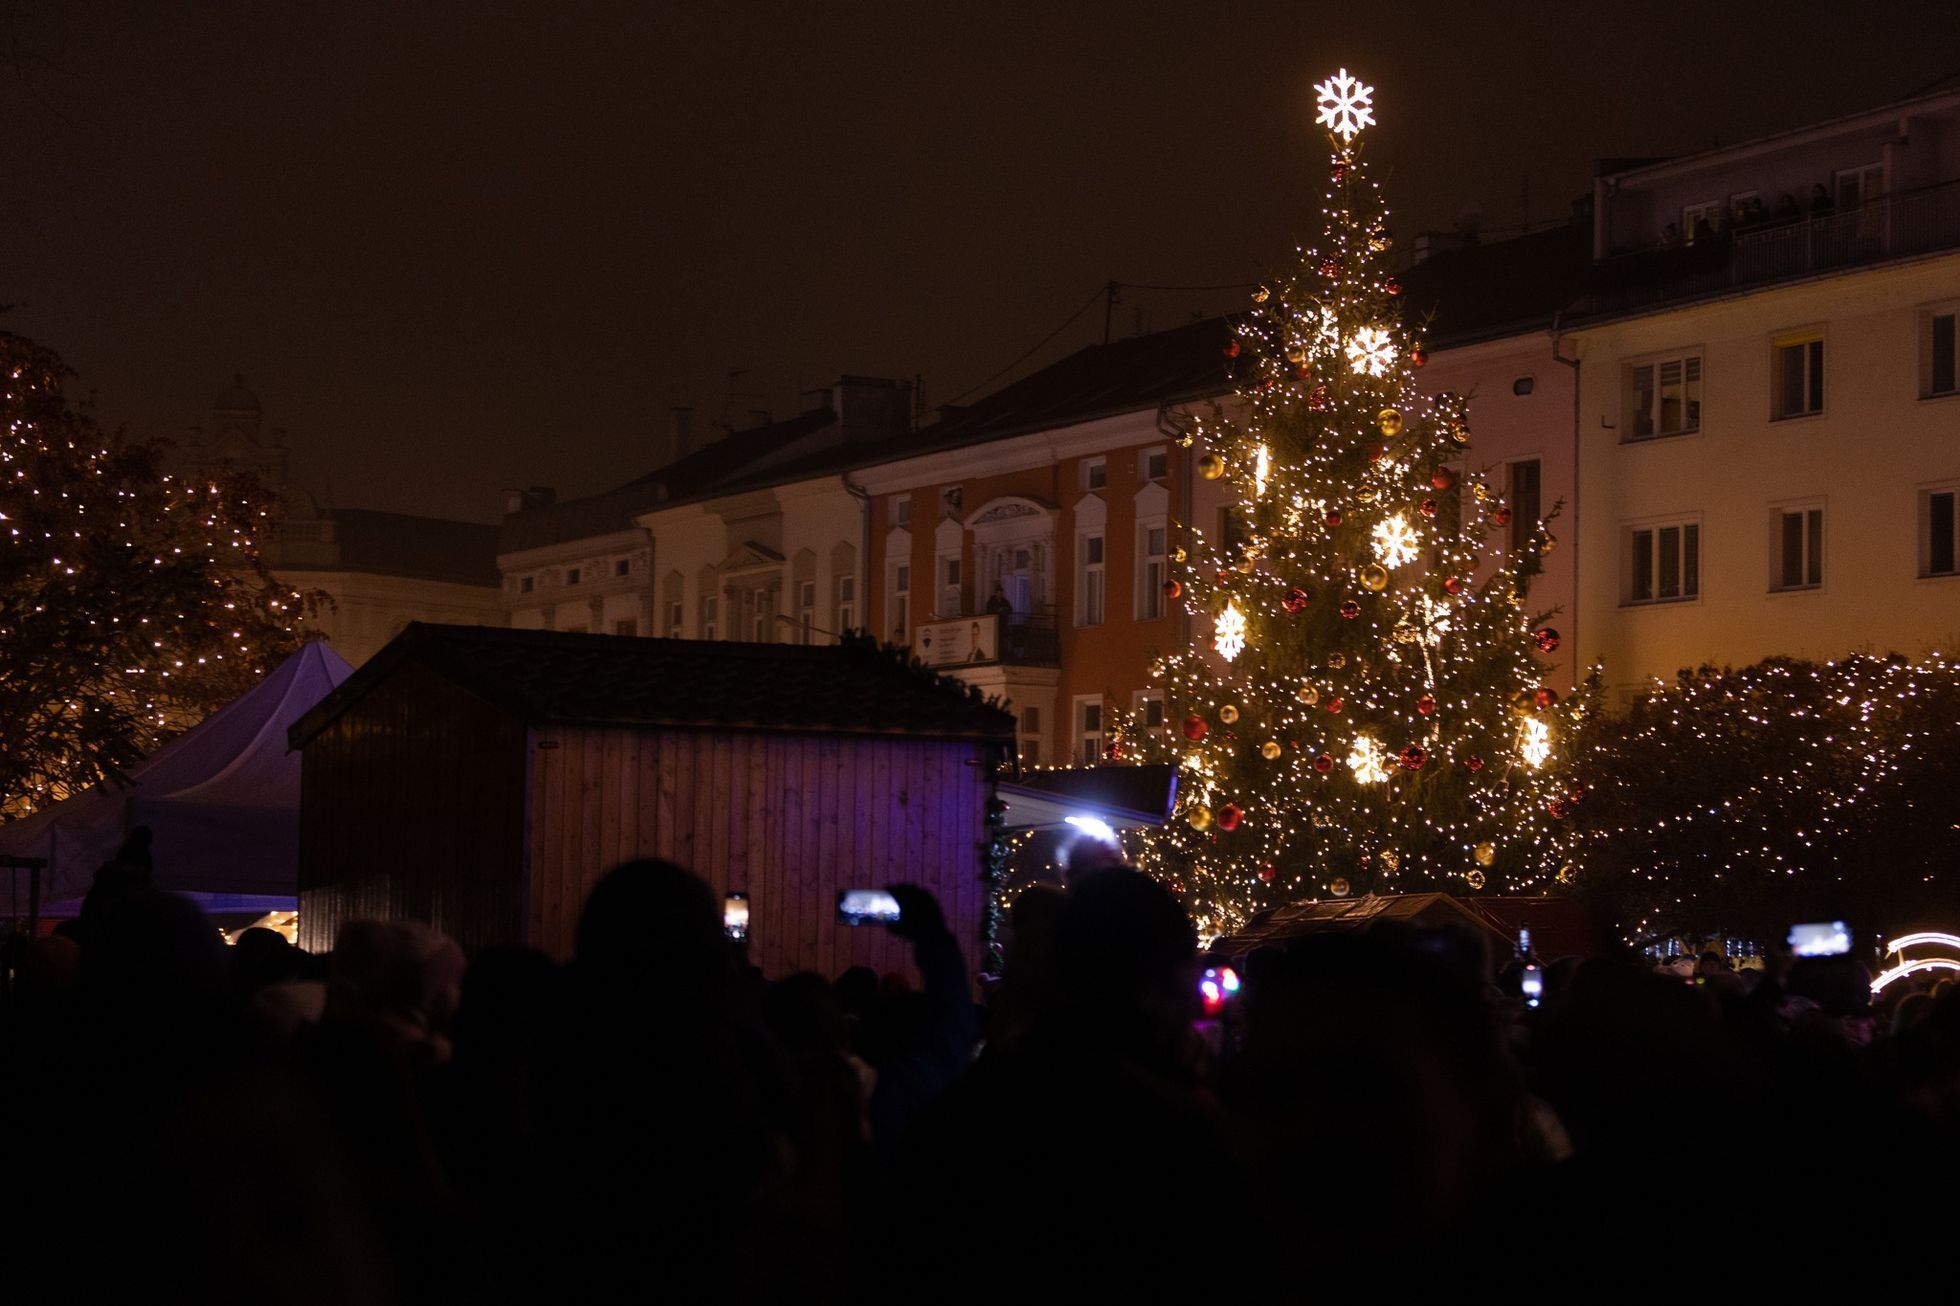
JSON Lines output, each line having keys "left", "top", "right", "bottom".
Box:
{"left": 1314, "top": 68, "right": 1375, "bottom": 143}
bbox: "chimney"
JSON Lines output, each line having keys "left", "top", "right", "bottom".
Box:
{"left": 834, "top": 375, "right": 915, "bottom": 444}
{"left": 671, "top": 407, "right": 693, "bottom": 459}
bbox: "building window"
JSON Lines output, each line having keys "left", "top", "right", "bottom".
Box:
{"left": 519, "top": 575, "right": 534, "bottom": 594}
{"left": 1682, "top": 200, "right": 1722, "bottom": 241}
{"left": 613, "top": 618, "right": 638, "bottom": 637}
{"left": 1772, "top": 333, "right": 1824, "bottom": 420}
{"left": 1625, "top": 353, "right": 1701, "bottom": 440}
{"left": 1078, "top": 534, "right": 1105, "bottom": 627}
{"left": 797, "top": 580, "right": 816, "bottom": 643}
{"left": 1626, "top": 520, "right": 1701, "bottom": 605}
{"left": 1922, "top": 488, "right": 1958, "bottom": 578}
{"left": 1131, "top": 690, "right": 1165, "bottom": 731}
{"left": 1772, "top": 505, "right": 1824, "bottom": 592}
{"left": 566, "top": 567, "right": 582, "bottom": 586}
{"left": 1508, "top": 460, "right": 1541, "bottom": 556}
{"left": 836, "top": 575, "right": 857, "bottom": 634}
{"left": 1082, "top": 458, "right": 1107, "bottom": 492}
{"left": 1074, "top": 697, "right": 1104, "bottom": 766}
{"left": 890, "top": 563, "right": 911, "bottom": 641}
{"left": 944, "top": 557, "right": 961, "bottom": 589}
{"left": 1924, "top": 309, "right": 1958, "bottom": 398}
{"left": 1137, "top": 524, "right": 1168, "bottom": 619}
{"left": 701, "top": 595, "right": 718, "bottom": 641}
{"left": 1143, "top": 447, "right": 1169, "bottom": 482}
{"left": 1019, "top": 706, "right": 1042, "bottom": 762}
{"left": 668, "top": 600, "right": 684, "bottom": 637}
{"left": 892, "top": 495, "right": 912, "bottom": 527}
{"left": 1834, "top": 162, "right": 1883, "bottom": 211}
{"left": 615, "top": 559, "right": 631, "bottom": 578}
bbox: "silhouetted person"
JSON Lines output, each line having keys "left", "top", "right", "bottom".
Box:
{"left": 1812, "top": 183, "right": 1835, "bottom": 216}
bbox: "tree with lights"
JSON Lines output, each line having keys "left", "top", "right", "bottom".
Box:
{"left": 0, "top": 331, "right": 309, "bottom": 822}
{"left": 1567, "top": 654, "right": 1960, "bottom": 945}
{"left": 1138, "top": 71, "right": 1594, "bottom": 934}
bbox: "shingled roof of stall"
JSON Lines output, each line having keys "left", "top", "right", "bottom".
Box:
{"left": 289, "top": 623, "right": 1018, "bottom": 747}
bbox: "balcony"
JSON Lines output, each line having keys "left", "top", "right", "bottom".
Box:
{"left": 1585, "top": 178, "right": 1960, "bottom": 314}
{"left": 913, "top": 611, "right": 1060, "bottom": 669}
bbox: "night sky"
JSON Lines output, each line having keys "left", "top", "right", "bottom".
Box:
{"left": 3, "top": 3, "right": 1956, "bottom": 523}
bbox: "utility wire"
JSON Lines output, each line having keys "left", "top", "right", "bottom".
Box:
{"left": 941, "top": 283, "right": 1109, "bottom": 406}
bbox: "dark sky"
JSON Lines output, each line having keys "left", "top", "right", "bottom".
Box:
{"left": 4, "top": 3, "right": 1957, "bottom": 522}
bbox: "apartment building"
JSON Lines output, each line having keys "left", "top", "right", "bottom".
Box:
{"left": 1565, "top": 86, "right": 1960, "bottom": 689}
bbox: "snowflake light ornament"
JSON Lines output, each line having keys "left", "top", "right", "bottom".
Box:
{"left": 1347, "top": 734, "right": 1389, "bottom": 785}
{"left": 1214, "top": 601, "right": 1247, "bottom": 662}
{"left": 1520, "top": 717, "right": 1553, "bottom": 768}
{"left": 1417, "top": 594, "right": 1453, "bottom": 646}
{"left": 1371, "top": 513, "right": 1421, "bottom": 569}
{"left": 1346, "top": 326, "right": 1397, "bottom": 377}
{"left": 1314, "top": 68, "right": 1375, "bottom": 143}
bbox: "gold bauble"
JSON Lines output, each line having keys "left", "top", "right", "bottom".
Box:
{"left": 1473, "top": 482, "right": 1491, "bottom": 501}
{"left": 1448, "top": 421, "right": 1471, "bottom": 448}
{"left": 1393, "top": 623, "right": 1418, "bottom": 643}
{"left": 1356, "top": 486, "right": 1378, "bottom": 504}
{"left": 1327, "top": 652, "right": 1347, "bottom": 669}
{"left": 1377, "top": 407, "right": 1403, "bottom": 437}
{"left": 1178, "top": 434, "right": 1194, "bottom": 448}
{"left": 1473, "top": 841, "right": 1496, "bottom": 867}
{"left": 1381, "top": 848, "right": 1400, "bottom": 871}
{"left": 1465, "top": 869, "right": 1487, "bottom": 890}
{"left": 1172, "top": 546, "right": 1188, "bottom": 563}
{"left": 1296, "top": 683, "right": 1319, "bottom": 705}
{"left": 1540, "top": 532, "right": 1557, "bottom": 554}
{"left": 1188, "top": 804, "right": 1214, "bottom": 831}
{"left": 1556, "top": 864, "right": 1577, "bottom": 885}
{"left": 1252, "top": 285, "right": 1271, "bottom": 304}
{"left": 1261, "top": 740, "right": 1283, "bottom": 760}
{"left": 1198, "top": 453, "right": 1226, "bottom": 480}
{"left": 1359, "top": 563, "right": 1389, "bottom": 592}
{"left": 1285, "top": 345, "right": 1306, "bottom": 365}
{"left": 1219, "top": 704, "right": 1240, "bottom": 725}
{"left": 1236, "top": 555, "right": 1257, "bottom": 574}
{"left": 1329, "top": 877, "right": 1352, "bottom": 897}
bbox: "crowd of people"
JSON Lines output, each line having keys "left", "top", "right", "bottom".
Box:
{"left": 2, "top": 830, "right": 1957, "bottom": 1301}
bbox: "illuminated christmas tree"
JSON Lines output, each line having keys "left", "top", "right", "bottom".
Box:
{"left": 1140, "top": 71, "right": 1594, "bottom": 934}
{"left": 0, "top": 331, "right": 310, "bottom": 821}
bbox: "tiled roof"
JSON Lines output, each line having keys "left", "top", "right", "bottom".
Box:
{"left": 290, "top": 624, "right": 1018, "bottom": 747}
{"left": 284, "top": 509, "right": 501, "bottom": 587}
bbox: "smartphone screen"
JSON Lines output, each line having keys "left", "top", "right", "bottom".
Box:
{"left": 1787, "top": 921, "right": 1851, "bottom": 957}
{"left": 1521, "top": 963, "right": 1544, "bottom": 1008}
{"left": 723, "top": 892, "right": 750, "bottom": 942}
{"left": 837, "top": 889, "right": 902, "bottom": 926}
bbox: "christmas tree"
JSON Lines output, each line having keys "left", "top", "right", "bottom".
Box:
{"left": 1138, "top": 71, "right": 1593, "bottom": 934}
{"left": 0, "top": 331, "right": 310, "bottom": 821}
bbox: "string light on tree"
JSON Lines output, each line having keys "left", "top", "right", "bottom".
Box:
{"left": 1122, "top": 68, "right": 1593, "bottom": 936}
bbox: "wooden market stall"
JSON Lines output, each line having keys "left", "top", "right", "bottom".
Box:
{"left": 288, "top": 624, "right": 1014, "bottom": 975}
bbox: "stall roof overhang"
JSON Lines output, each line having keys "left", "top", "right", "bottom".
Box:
{"left": 996, "top": 764, "right": 1177, "bottom": 832}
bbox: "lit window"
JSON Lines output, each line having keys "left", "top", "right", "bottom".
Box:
{"left": 1772, "top": 506, "right": 1824, "bottom": 591}
{"left": 1626, "top": 520, "right": 1700, "bottom": 605}
{"left": 1625, "top": 353, "right": 1701, "bottom": 440}
{"left": 1772, "top": 333, "right": 1824, "bottom": 420}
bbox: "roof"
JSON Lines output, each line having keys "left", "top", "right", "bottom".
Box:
{"left": 997, "top": 764, "right": 1178, "bottom": 831}
{"left": 1397, "top": 220, "right": 1594, "bottom": 345}
{"left": 290, "top": 624, "right": 1018, "bottom": 747}
{"left": 291, "top": 509, "right": 501, "bottom": 587}
{"left": 498, "top": 407, "right": 840, "bottom": 555}
{"left": 1213, "top": 892, "right": 1605, "bottom": 960}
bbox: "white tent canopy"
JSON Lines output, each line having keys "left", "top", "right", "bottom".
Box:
{"left": 0, "top": 641, "right": 353, "bottom": 908}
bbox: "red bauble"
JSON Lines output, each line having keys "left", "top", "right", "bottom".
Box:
{"left": 1533, "top": 687, "right": 1559, "bottom": 709}
{"left": 1369, "top": 447, "right": 1385, "bottom": 464}
{"left": 1295, "top": 363, "right": 1312, "bottom": 380}
{"left": 1547, "top": 798, "right": 1570, "bottom": 819}
{"left": 1466, "top": 754, "right": 1486, "bottom": 772}
{"left": 1313, "top": 752, "right": 1334, "bottom": 773}
{"left": 1416, "top": 693, "right": 1436, "bottom": 716}
{"left": 1324, "top": 696, "right": 1344, "bottom": 713}
{"left": 1319, "top": 256, "right": 1340, "bottom": 279}
{"left": 1339, "top": 600, "right": 1361, "bottom": 619}
{"left": 1534, "top": 626, "right": 1561, "bottom": 653}
{"left": 1224, "top": 340, "right": 1241, "bottom": 359}
{"left": 1384, "top": 276, "right": 1403, "bottom": 296}
{"left": 1431, "top": 469, "right": 1455, "bottom": 491}
{"left": 1215, "top": 569, "right": 1232, "bottom": 585}
{"left": 1217, "top": 803, "right": 1243, "bottom": 832}
{"left": 1410, "top": 345, "right": 1428, "bottom": 368}
{"left": 1492, "top": 506, "right": 1513, "bottom": 527}
{"left": 1400, "top": 744, "right": 1428, "bottom": 770}
{"left": 1105, "top": 742, "right": 1124, "bottom": 761}
{"left": 1443, "top": 576, "right": 1464, "bottom": 596}
{"left": 1282, "top": 587, "right": 1311, "bottom": 614}
{"left": 1309, "top": 385, "right": 1332, "bottom": 411}
{"left": 1164, "top": 579, "right": 1183, "bottom": 600}
{"left": 1567, "top": 785, "right": 1586, "bottom": 804}
{"left": 1257, "top": 863, "right": 1276, "bottom": 884}
{"left": 1330, "top": 163, "right": 1350, "bottom": 182}
{"left": 1419, "top": 497, "right": 1439, "bottom": 518}
{"left": 1182, "top": 714, "right": 1208, "bottom": 742}
{"left": 1324, "top": 510, "right": 1344, "bottom": 528}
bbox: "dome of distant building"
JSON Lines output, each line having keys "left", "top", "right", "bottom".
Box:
{"left": 213, "top": 373, "right": 260, "bottom": 413}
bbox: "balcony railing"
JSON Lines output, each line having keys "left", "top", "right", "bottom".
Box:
{"left": 1584, "top": 178, "right": 1960, "bottom": 314}
{"left": 913, "top": 611, "right": 1060, "bottom": 669}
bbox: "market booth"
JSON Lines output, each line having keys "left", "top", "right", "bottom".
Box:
{"left": 288, "top": 625, "right": 1016, "bottom": 974}
{"left": 0, "top": 641, "right": 353, "bottom": 916}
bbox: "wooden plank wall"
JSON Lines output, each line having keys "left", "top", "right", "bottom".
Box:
{"left": 297, "top": 662, "right": 530, "bottom": 953}
{"left": 527, "top": 724, "right": 993, "bottom": 981}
